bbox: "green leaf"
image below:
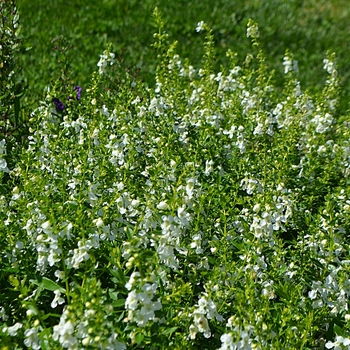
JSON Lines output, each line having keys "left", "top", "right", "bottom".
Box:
{"left": 158, "top": 275, "right": 165, "bottom": 295}
{"left": 274, "top": 283, "right": 290, "bottom": 300}
{"left": 112, "top": 299, "right": 125, "bottom": 308}
{"left": 41, "top": 313, "right": 62, "bottom": 320}
{"left": 109, "top": 290, "right": 119, "bottom": 300}
{"left": 162, "top": 326, "right": 178, "bottom": 335}
{"left": 135, "top": 332, "right": 144, "bottom": 345}
{"left": 63, "top": 200, "right": 78, "bottom": 209}
{"left": 116, "top": 311, "right": 125, "bottom": 323}
{"left": 108, "top": 268, "right": 125, "bottom": 285}
{"left": 1, "top": 267, "right": 19, "bottom": 273}
{"left": 334, "top": 324, "right": 347, "bottom": 337}
{"left": 29, "top": 276, "right": 65, "bottom": 293}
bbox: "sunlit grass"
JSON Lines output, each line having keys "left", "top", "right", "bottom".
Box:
{"left": 17, "top": 0, "right": 350, "bottom": 114}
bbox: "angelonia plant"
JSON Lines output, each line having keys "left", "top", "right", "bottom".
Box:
{"left": 2, "top": 8, "right": 350, "bottom": 350}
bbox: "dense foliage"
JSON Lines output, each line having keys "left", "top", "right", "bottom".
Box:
{"left": 1, "top": 1, "right": 350, "bottom": 349}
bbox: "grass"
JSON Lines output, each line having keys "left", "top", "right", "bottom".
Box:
{"left": 16, "top": 0, "right": 350, "bottom": 113}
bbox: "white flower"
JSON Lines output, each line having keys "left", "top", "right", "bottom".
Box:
{"left": 51, "top": 290, "right": 65, "bottom": 308}
{"left": 97, "top": 51, "right": 115, "bottom": 74}
{"left": 65, "top": 240, "right": 91, "bottom": 269}
{"left": 0, "top": 139, "right": 9, "bottom": 173}
{"left": 190, "top": 294, "right": 223, "bottom": 340}
{"left": 196, "top": 21, "right": 205, "bottom": 32}
{"left": 55, "top": 270, "right": 65, "bottom": 280}
{"left": 189, "top": 324, "right": 197, "bottom": 339}
{"left": 24, "top": 327, "right": 41, "bottom": 349}
{"left": 246, "top": 20, "right": 259, "bottom": 39}
{"left": 283, "top": 55, "right": 299, "bottom": 74}
{"left": 131, "top": 199, "right": 140, "bottom": 207}
{"left": 186, "top": 177, "right": 197, "bottom": 197}
{"left": 6, "top": 322, "right": 23, "bottom": 336}
{"left": 53, "top": 319, "right": 77, "bottom": 348}
{"left": 253, "top": 122, "right": 264, "bottom": 135}
{"left": 157, "top": 201, "right": 169, "bottom": 210}
{"left": 311, "top": 113, "right": 333, "bottom": 133}
{"left": 136, "top": 300, "right": 162, "bottom": 327}
{"left": 326, "top": 336, "right": 350, "bottom": 349}
{"left": 283, "top": 56, "right": 292, "bottom": 74}
{"left": 0, "top": 306, "right": 8, "bottom": 321}
{"left": 204, "top": 160, "right": 214, "bottom": 176}
{"left": 125, "top": 290, "right": 139, "bottom": 311}
{"left": 253, "top": 204, "right": 261, "bottom": 213}
{"left": 125, "top": 271, "right": 140, "bottom": 291}
{"left": 219, "top": 333, "right": 234, "bottom": 350}
{"left": 323, "top": 58, "right": 336, "bottom": 74}
{"left": 190, "top": 233, "right": 203, "bottom": 254}
{"left": 41, "top": 220, "right": 52, "bottom": 234}
{"left": 241, "top": 177, "right": 262, "bottom": 195}
{"left": 0, "top": 158, "right": 9, "bottom": 173}
{"left": 97, "top": 56, "right": 107, "bottom": 74}
{"left": 125, "top": 283, "right": 162, "bottom": 327}
{"left": 101, "top": 105, "right": 110, "bottom": 116}
{"left": 15, "top": 241, "right": 24, "bottom": 250}
{"left": 94, "top": 218, "right": 104, "bottom": 228}
{"left": 193, "top": 312, "right": 211, "bottom": 338}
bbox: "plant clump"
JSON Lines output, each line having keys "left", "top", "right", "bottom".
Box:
{"left": 1, "top": 9, "right": 350, "bottom": 350}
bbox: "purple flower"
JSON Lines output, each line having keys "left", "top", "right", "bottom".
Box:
{"left": 52, "top": 98, "right": 65, "bottom": 112}
{"left": 74, "top": 86, "right": 82, "bottom": 100}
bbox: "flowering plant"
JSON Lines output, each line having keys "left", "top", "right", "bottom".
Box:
{"left": 1, "top": 12, "right": 350, "bottom": 350}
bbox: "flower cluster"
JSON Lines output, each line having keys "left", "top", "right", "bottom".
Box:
{"left": 189, "top": 294, "right": 223, "bottom": 339}
{"left": 97, "top": 49, "right": 115, "bottom": 74}
{"left": 0, "top": 139, "right": 9, "bottom": 173}
{"left": 246, "top": 19, "right": 259, "bottom": 39}
{"left": 52, "top": 278, "right": 126, "bottom": 349}
{"left": 218, "top": 326, "right": 255, "bottom": 350}
{"left": 124, "top": 272, "right": 162, "bottom": 327}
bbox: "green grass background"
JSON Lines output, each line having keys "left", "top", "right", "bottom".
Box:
{"left": 17, "top": 0, "right": 350, "bottom": 112}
